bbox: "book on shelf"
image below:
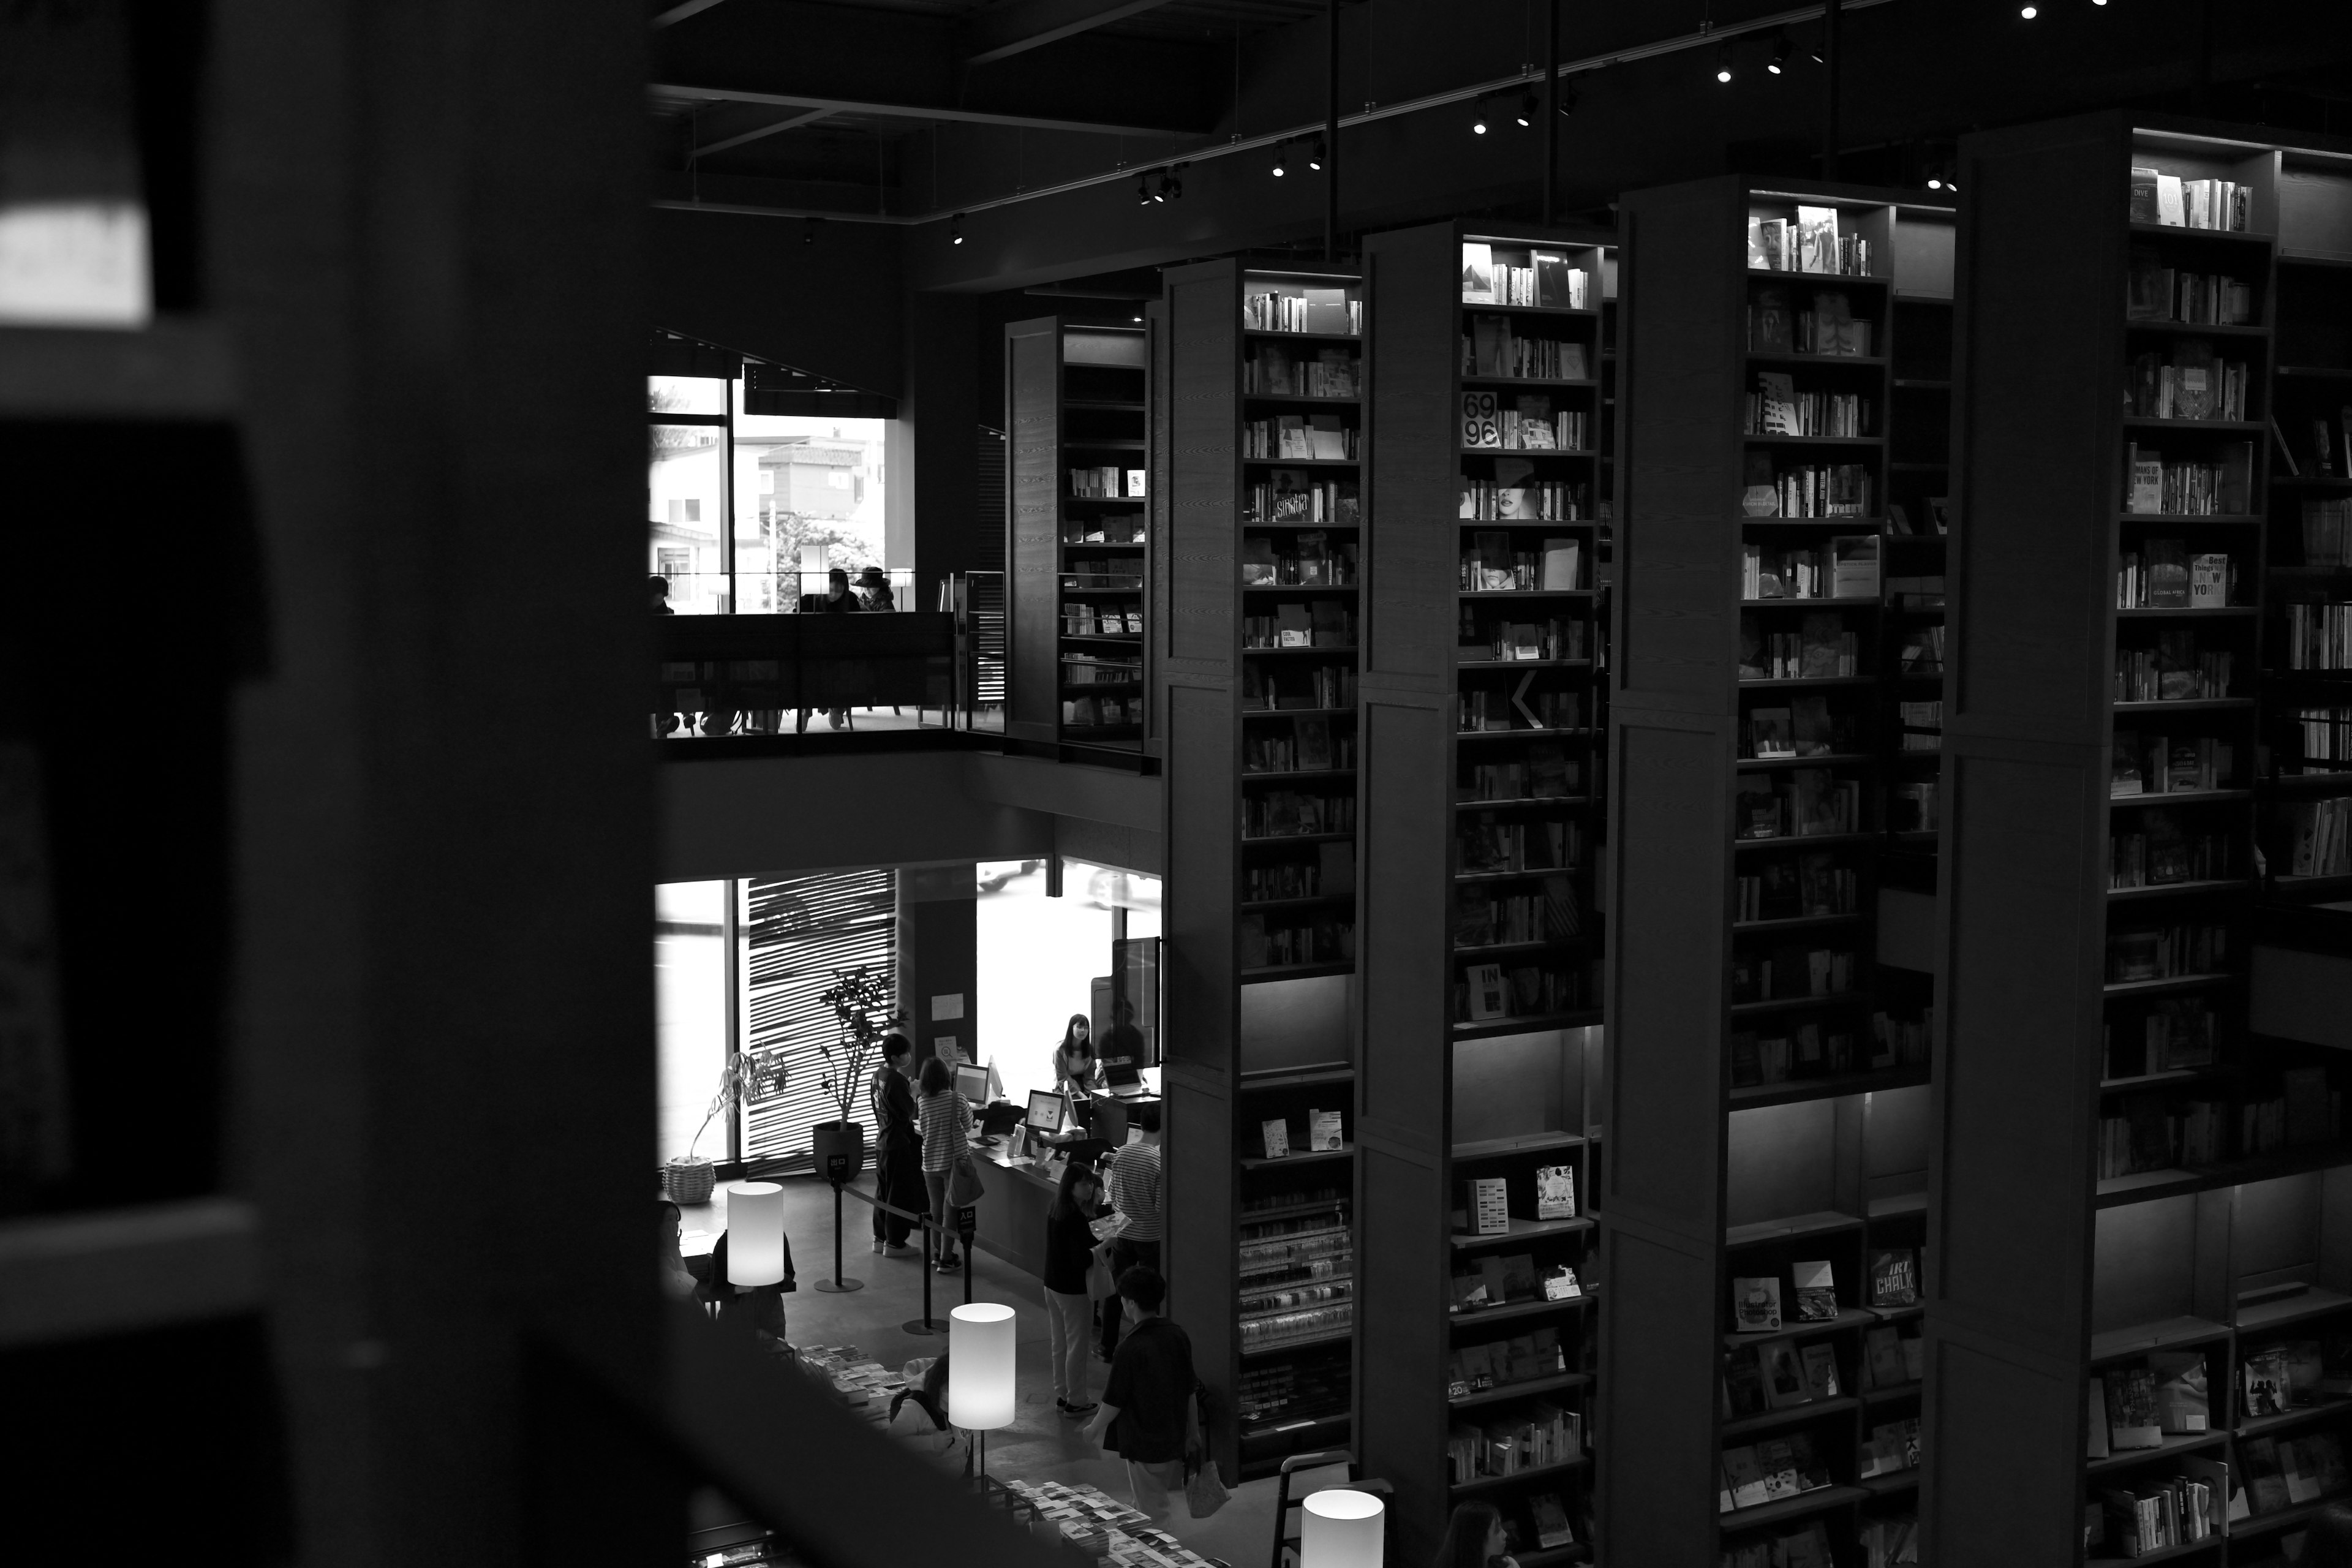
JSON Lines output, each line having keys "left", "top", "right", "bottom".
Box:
{"left": 2121, "top": 440, "right": 2252, "bottom": 515}
{"left": 1534, "top": 1164, "right": 1576, "bottom": 1221}
{"left": 1260, "top": 1118, "right": 1291, "bottom": 1160}
{"left": 1732, "top": 1276, "right": 1784, "bottom": 1334}
{"left": 1865, "top": 1324, "right": 1913, "bottom": 1390}
{"left": 1860, "top": 1418, "right": 1921, "bottom": 1478}
{"left": 1760, "top": 1340, "right": 1810, "bottom": 1408}
{"left": 2127, "top": 167, "right": 2252, "bottom": 232}
{"left": 1245, "top": 288, "right": 1359, "bottom": 335}
{"left": 1800, "top": 1342, "right": 1840, "bottom": 1399}
{"left": 2105, "top": 1365, "right": 2163, "bottom": 1450}
{"left": 1528, "top": 1493, "right": 1575, "bottom": 1550}
{"left": 2127, "top": 344, "right": 2252, "bottom": 421}
{"left": 1464, "top": 316, "right": 1591, "bottom": 380}
{"left": 2126, "top": 251, "right": 2257, "bottom": 325}
{"left": 2147, "top": 1350, "right": 2211, "bottom": 1433}
{"left": 2095, "top": 1461, "right": 2226, "bottom": 1559}
{"left": 1790, "top": 1260, "right": 1838, "bottom": 1322}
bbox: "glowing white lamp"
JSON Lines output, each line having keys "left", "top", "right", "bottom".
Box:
{"left": 724, "top": 1182, "right": 784, "bottom": 1286}
{"left": 1301, "top": 1490, "right": 1385, "bottom": 1568}
{"left": 950, "top": 1302, "right": 1018, "bottom": 1430}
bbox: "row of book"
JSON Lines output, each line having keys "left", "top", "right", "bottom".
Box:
{"left": 2283, "top": 796, "right": 2352, "bottom": 878}
{"left": 1749, "top": 286, "right": 1875, "bottom": 355}
{"left": 1455, "top": 878, "right": 1583, "bottom": 948}
{"left": 1735, "top": 853, "right": 1859, "bottom": 923}
{"left": 1721, "top": 1522, "right": 1834, "bottom": 1568}
{"left": 1742, "top": 537, "right": 1882, "bottom": 599}
{"left": 1461, "top": 614, "right": 1586, "bottom": 664}
{"left": 1244, "top": 413, "right": 1356, "bottom": 461}
{"left": 1244, "top": 475, "right": 1360, "bottom": 525}
{"left": 2113, "top": 733, "right": 2236, "bottom": 795}
{"left": 1460, "top": 682, "right": 1584, "bottom": 733}
{"left": 2104, "top": 998, "right": 2218, "bottom": 1076}
{"left": 1061, "top": 654, "right": 1140, "bottom": 686}
{"left": 1450, "top": 1251, "right": 1581, "bottom": 1314}
{"left": 1237, "top": 1223, "right": 1349, "bottom": 1278}
{"left": 1462, "top": 393, "right": 1588, "bottom": 452}
{"left": 2305, "top": 499, "right": 2352, "bottom": 565}
{"left": 1461, "top": 1164, "right": 1578, "bottom": 1234}
{"left": 2110, "top": 819, "right": 2236, "bottom": 889}
{"left": 1898, "top": 626, "right": 1943, "bottom": 673}
{"left": 1241, "top": 842, "right": 1354, "bottom": 903}
{"left": 1063, "top": 605, "right": 1143, "bottom": 636}
{"left": 1063, "top": 518, "right": 1145, "bottom": 545}
{"left": 1458, "top": 815, "right": 1583, "bottom": 874}
{"left": 1891, "top": 782, "right": 1939, "bottom": 833}
{"left": 2116, "top": 543, "right": 2233, "bottom": 609}
{"left": 1728, "top": 1020, "right": 1874, "bottom": 1087}
{"left": 2243, "top": 1334, "right": 2352, "bottom": 1415}
{"left": 1461, "top": 244, "right": 1593, "bottom": 309}
{"left": 1238, "top": 1300, "right": 1353, "bottom": 1349}
{"left": 1747, "top": 208, "right": 1874, "bottom": 277}
{"left": 1744, "top": 462, "right": 1877, "bottom": 519}
{"left": 1236, "top": 1349, "right": 1350, "bottom": 1432}
{"left": 1461, "top": 318, "right": 1591, "bottom": 380}
{"left": 1449, "top": 1403, "right": 1583, "bottom": 1483}
{"left": 1747, "top": 377, "right": 1872, "bottom": 438}
{"left": 1243, "top": 717, "right": 1353, "bottom": 775}
{"left": 2128, "top": 347, "right": 2252, "bottom": 422}
{"left": 1458, "top": 959, "right": 1589, "bottom": 1022}
{"left": 1458, "top": 473, "right": 1593, "bottom": 520}
{"left": 2127, "top": 167, "right": 2252, "bottom": 231}
{"left": 1241, "top": 531, "right": 1357, "bottom": 586}
{"left": 1718, "top": 1434, "right": 1831, "bottom": 1513}
{"left": 2126, "top": 255, "right": 2257, "bottom": 325}
{"left": 1735, "top": 770, "right": 1866, "bottom": 840}
{"left": 1069, "top": 466, "right": 1146, "bottom": 499}
{"left": 2108, "top": 919, "right": 2231, "bottom": 983}
{"left": 1245, "top": 290, "right": 1360, "bottom": 335}
{"left": 1241, "top": 602, "right": 1354, "bottom": 650}
{"left": 1737, "top": 1251, "right": 1918, "bottom": 1331}
{"left": 1242, "top": 342, "right": 1359, "bottom": 398}
{"left": 2281, "top": 706, "right": 2352, "bottom": 773}
{"left": 2123, "top": 440, "right": 2253, "bottom": 514}
{"left": 1242, "top": 661, "right": 1355, "bottom": 710}
{"left": 1458, "top": 746, "right": 1578, "bottom": 802}
{"left": 1743, "top": 617, "right": 1861, "bottom": 681}
{"left": 2097, "top": 1071, "right": 2339, "bottom": 1177}
{"left": 2092, "top": 1472, "right": 2222, "bottom": 1559}
{"left": 1063, "top": 568, "right": 1144, "bottom": 590}
{"left": 1731, "top": 946, "right": 1858, "bottom": 1006}
{"left": 1241, "top": 790, "right": 1356, "bottom": 839}
{"left": 1063, "top": 696, "right": 1140, "bottom": 728}
{"left": 1238, "top": 914, "right": 1354, "bottom": 971}
{"left": 1861, "top": 1418, "right": 1922, "bottom": 1479}
{"left": 1238, "top": 1275, "right": 1351, "bottom": 1320}
{"left": 2113, "top": 640, "right": 2234, "bottom": 703}
{"left": 1463, "top": 533, "right": 1582, "bottom": 590}
{"left": 2284, "top": 601, "right": 2352, "bottom": 669}
{"left": 1448, "top": 1327, "right": 1570, "bottom": 1396}
{"left": 1899, "top": 698, "right": 1942, "bottom": 735}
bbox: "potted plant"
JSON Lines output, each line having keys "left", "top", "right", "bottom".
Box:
{"left": 666, "top": 1049, "right": 752, "bottom": 1204}
{"left": 811, "top": 965, "right": 900, "bottom": 1183}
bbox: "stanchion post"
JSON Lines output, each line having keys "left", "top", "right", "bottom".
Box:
{"left": 959, "top": 1204, "right": 977, "bottom": 1305}
{"left": 814, "top": 1150, "right": 864, "bottom": 1293}
{"left": 903, "top": 1204, "right": 941, "bottom": 1335}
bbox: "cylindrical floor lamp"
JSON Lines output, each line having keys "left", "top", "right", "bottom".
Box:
{"left": 1301, "top": 1490, "right": 1385, "bottom": 1568}
{"left": 951, "top": 1302, "right": 1017, "bottom": 1491}
{"left": 725, "top": 1182, "right": 784, "bottom": 1285}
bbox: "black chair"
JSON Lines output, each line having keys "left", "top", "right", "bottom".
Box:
{"left": 1270, "top": 1451, "right": 1392, "bottom": 1568}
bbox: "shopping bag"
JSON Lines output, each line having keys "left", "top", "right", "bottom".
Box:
{"left": 1184, "top": 1456, "right": 1231, "bottom": 1520}
{"left": 1087, "top": 1243, "right": 1120, "bottom": 1302}
{"left": 946, "top": 1154, "right": 989, "bottom": 1207}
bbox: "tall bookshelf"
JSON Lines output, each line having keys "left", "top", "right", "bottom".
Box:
{"left": 1006, "top": 317, "right": 1151, "bottom": 750}
{"left": 1599, "top": 179, "right": 1949, "bottom": 1568}
{"left": 1159, "top": 258, "right": 1367, "bottom": 1483}
{"left": 1930, "top": 115, "right": 2352, "bottom": 1567}
{"left": 1355, "top": 220, "right": 1613, "bottom": 1566}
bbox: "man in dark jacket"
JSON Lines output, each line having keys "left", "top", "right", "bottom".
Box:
{"left": 1083, "top": 1265, "right": 1200, "bottom": 1521}
{"left": 869, "top": 1033, "right": 923, "bottom": 1255}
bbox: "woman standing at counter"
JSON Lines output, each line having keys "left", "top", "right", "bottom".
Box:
{"left": 1042, "top": 1159, "right": 1104, "bottom": 1415}
{"left": 916, "top": 1055, "right": 972, "bottom": 1273}
{"left": 1054, "top": 1014, "right": 1106, "bottom": 1096}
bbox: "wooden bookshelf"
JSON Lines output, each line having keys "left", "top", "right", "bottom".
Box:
{"left": 1352, "top": 221, "right": 1615, "bottom": 1566}
{"left": 1159, "top": 258, "right": 1365, "bottom": 1485}
{"left": 1600, "top": 179, "right": 1949, "bottom": 1568}
{"left": 1005, "top": 317, "right": 1151, "bottom": 749}
{"left": 1932, "top": 115, "right": 2352, "bottom": 1567}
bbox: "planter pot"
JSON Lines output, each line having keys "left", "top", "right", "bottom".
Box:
{"left": 811, "top": 1120, "right": 866, "bottom": 1185}
{"left": 665, "top": 1156, "right": 716, "bottom": 1205}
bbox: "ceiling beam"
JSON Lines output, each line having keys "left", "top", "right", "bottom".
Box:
{"left": 695, "top": 107, "right": 831, "bottom": 158}
{"left": 649, "top": 81, "right": 1202, "bottom": 138}
{"left": 960, "top": 0, "right": 1178, "bottom": 67}
{"left": 651, "top": 0, "right": 731, "bottom": 27}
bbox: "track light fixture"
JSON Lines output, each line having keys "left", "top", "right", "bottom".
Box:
{"left": 950, "top": 213, "right": 964, "bottom": 244}
{"left": 1768, "top": 29, "right": 1792, "bottom": 72}
{"left": 1516, "top": 90, "right": 1537, "bottom": 127}
{"left": 1272, "top": 144, "right": 1288, "bottom": 176}
{"left": 1137, "top": 172, "right": 1153, "bottom": 205}
{"left": 1559, "top": 79, "right": 1579, "bottom": 115}
{"left": 2019, "top": 3, "right": 2037, "bottom": 14}
{"left": 1307, "top": 139, "right": 1324, "bottom": 172}
{"left": 803, "top": 216, "right": 818, "bottom": 246}
{"left": 1471, "top": 99, "right": 1490, "bottom": 135}
{"left": 1715, "top": 44, "right": 1733, "bottom": 83}
{"left": 1159, "top": 168, "right": 1182, "bottom": 201}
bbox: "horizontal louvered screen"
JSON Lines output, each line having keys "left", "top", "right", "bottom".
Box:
{"left": 741, "top": 870, "right": 896, "bottom": 1166}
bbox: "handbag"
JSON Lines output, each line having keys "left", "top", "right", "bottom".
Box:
{"left": 946, "top": 1152, "right": 989, "bottom": 1207}
{"left": 1183, "top": 1453, "right": 1231, "bottom": 1520}
{"left": 1086, "top": 1242, "right": 1120, "bottom": 1302}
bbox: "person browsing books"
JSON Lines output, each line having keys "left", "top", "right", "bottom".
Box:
{"left": 1082, "top": 1264, "right": 1199, "bottom": 1521}
{"left": 916, "top": 1055, "right": 973, "bottom": 1272}
{"left": 1097, "top": 1101, "right": 1163, "bottom": 1359}
{"left": 1435, "top": 1501, "right": 1518, "bottom": 1568}
{"left": 1054, "top": 1014, "right": 1106, "bottom": 1096}
{"left": 1042, "top": 1159, "right": 1104, "bottom": 1417}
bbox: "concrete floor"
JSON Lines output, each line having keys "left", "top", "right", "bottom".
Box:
{"left": 682, "top": 1173, "right": 1286, "bottom": 1567}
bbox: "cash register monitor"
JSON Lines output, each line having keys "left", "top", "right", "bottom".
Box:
{"left": 1024, "top": 1090, "right": 1066, "bottom": 1136}
{"left": 954, "top": 1063, "right": 991, "bottom": 1106}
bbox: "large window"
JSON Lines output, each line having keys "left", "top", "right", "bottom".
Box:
{"left": 975, "top": 858, "right": 1161, "bottom": 1109}
{"left": 646, "top": 372, "right": 892, "bottom": 615}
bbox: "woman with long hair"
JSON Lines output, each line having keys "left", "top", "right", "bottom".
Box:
{"left": 1055, "top": 1013, "right": 1106, "bottom": 1096}
{"left": 916, "top": 1054, "right": 973, "bottom": 1272}
{"left": 1433, "top": 1501, "right": 1518, "bottom": 1568}
{"left": 1042, "top": 1158, "right": 1105, "bottom": 1415}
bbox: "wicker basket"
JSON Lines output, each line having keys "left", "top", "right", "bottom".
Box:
{"left": 665, "top": 1156, "right": 716, "bottom": 1205}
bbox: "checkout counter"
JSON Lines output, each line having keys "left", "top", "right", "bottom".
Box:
{"left": 962, "top": 1085, "right": 1161, "bottom": 1280}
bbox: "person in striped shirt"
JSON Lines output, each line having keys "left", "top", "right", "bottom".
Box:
{"left": 1098, "top": 1101, "right": 1163, "bottom": 1359}
{"left": 916, "top": 1055, "right": 973, "bottom": 1272}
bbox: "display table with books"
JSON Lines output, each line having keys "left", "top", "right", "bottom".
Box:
{"left": 998, "top": 1480, "right": 1223, "bottom": 1568}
